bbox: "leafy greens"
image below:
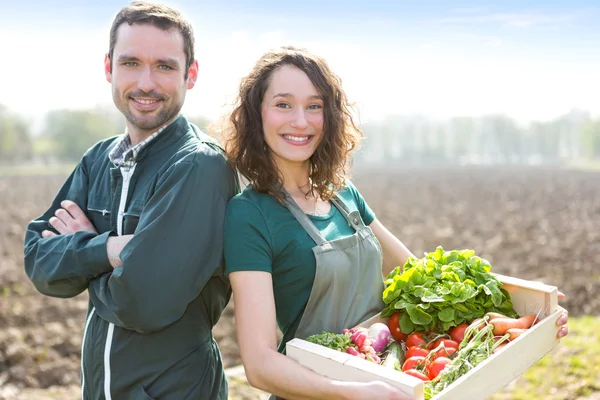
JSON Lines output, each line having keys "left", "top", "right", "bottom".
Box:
{"left": 382, "top": 246, "right": 518, "bottom": 333}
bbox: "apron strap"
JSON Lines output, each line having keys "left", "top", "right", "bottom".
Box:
{"left": 282, "top": 190, "right": 328, "bottom": 245}
{"left": 330, "top": 195, "right": 364, "bottom": 231}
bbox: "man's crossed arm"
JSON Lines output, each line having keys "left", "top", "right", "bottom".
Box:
{"left": 42, "top": 200, "right": 131, "bottom": 268}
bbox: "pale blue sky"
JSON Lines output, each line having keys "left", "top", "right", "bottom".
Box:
{"left": 1, "top": 0, "right": 599, "bottom": 128}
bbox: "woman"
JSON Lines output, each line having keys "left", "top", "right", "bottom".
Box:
{"left": 223, "top": 46, "right": 569, "bottom": 400}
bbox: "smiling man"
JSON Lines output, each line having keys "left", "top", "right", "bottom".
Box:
{"left": 23, "top": 2, "right": 238, "bottom": 399}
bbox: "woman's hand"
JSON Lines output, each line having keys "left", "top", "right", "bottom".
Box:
{"left": 556, "top": 291, "right": 569, "bottom": 339}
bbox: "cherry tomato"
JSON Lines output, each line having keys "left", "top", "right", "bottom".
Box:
{"left": 427, "top": 357, "right": 452, "bottom": 380}
{"left": 406, "top": 332, "right": 427, "bottom": 348}
{"left": 401, "top": 356, "right": 428, "bottom": 372}
{"left": 432, "top": 346, "right": 457, "bottom": 360}
{"left": 428, "top": 338, "right": 459, "bottom": 350}
{"left": 404, "top": 369, "right": 430, "bottom": 381}
{"left": 449, "top": 324, "right": 469, "bottom": 343}
{"left": 405, "top": 346, "right": 431, "bottom": 359}
{"left": 387, "top": 312, "right": 408, "bottom": 342}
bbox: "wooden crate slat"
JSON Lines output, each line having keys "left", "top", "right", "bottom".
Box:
{"left": 286, "top": 274, "right": 562, "bottom": 399}
{"left": 432, "top": 308, "right": 561, "bottom": 399}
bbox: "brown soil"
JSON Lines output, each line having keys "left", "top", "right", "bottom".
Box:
{"left": 1, "top": 166, "right": 598, "bottom": 399}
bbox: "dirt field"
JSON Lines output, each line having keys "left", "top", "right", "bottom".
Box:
{"left": 1, "top": 165, "right": 598, "bottom": 399}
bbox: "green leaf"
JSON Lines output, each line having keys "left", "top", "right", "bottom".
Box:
{"left": 400, "top": 311, "right": 415, "bottom": 333}
{"left": 420, "top": 288, "right": 446, "bottom": 303}
{"left": 438, "top": 307, "right": 456, "bottom": 322}
{"left": 406, "top": 304, "right": 433, "bottom": 325}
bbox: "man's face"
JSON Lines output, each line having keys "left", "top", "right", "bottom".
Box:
{"left": 104, "top": 23, "right": 198, "bottom": 137}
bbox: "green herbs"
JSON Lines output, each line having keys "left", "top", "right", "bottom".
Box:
{"left": 382, "top": 246, "right": 517, "bottom": 333}
{"left": 423, "top": 318, "right": 510, "bottom": 399}
{"left": 306, "top": 332, "right": 353, "bottom": 352}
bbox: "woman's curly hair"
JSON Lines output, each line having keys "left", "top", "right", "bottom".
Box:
{"left": 224, "top": 46, "right": 363, "bottom": 201}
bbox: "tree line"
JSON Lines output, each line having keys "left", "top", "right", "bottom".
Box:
{"left": 1, "top": 104, "right": 599, "bottom": 166}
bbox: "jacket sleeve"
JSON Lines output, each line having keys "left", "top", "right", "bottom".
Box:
{"left": 87, "top": 152, "right": 237, "bottom": 333}
{"left": 23, "top": 160, "right": 114, "bottom": 298}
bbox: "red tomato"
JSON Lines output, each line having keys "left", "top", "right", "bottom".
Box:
{"left": 401, "top": 356, "right": 427, "bottom": 372}
{"left": 427, "top": 357, "right": 452, "bottom": 380}
{"left": 428, "top": 338, "right": 459, "bottom": 350}
{"left": 449, "top": 324, "right": 469, "bottom": 343}
{"left": 404, "top": 369, "right": 430, "bottom": 381}
{"left": 432, "top": 346, "right": 457, "bottom": 360}
{"left": 387, "top": 312, "right": 408, "bottom": 342}
{"left": 406, "top": 332, "right": 427, "bottom": 348}
{"left": 405, "top": 346, "right": 431, "bottom": 359}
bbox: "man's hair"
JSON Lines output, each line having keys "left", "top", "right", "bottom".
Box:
{"left": 108, "top": 1, "right": 195, "bottom": 79}
{"left": 224, "top": 46, "right": 363, "bottom": 202}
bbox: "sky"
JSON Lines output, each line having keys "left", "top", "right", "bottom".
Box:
{"left": 1, "top": 0, "right": 599, "bottom": 132}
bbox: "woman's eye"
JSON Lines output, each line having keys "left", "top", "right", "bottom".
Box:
{"left": 276, "top": 103, "right": 291, "bottom": 109}
{"left": 308, "top": 104, "right": 323, "bottom": 110}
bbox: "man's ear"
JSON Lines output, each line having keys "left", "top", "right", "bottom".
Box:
{"left": 104, "top": 54, "right": 112, "bottom": 83}
{"left": 186, "top": 60, "right": 199, "bottom": 89}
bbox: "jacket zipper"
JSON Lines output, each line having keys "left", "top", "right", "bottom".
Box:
{"left": 103, "top": 165, "right": 136, "bottom": 399}
{"left": 81, "top": 165, "right": 136, "bottom": 399}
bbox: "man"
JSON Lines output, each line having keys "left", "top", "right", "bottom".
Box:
{"left": 24, "top": 2, "right": 237, "bottom": 398}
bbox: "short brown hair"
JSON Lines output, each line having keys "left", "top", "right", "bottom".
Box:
{"left": 224, "top": 46, "right": 363, "bottom": 201}
{"left": 108, "top": 1, "right": 195, "bottom": 79}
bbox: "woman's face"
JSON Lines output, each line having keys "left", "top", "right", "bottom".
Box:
{"left": 261, "top": 65, "right": 324, "bottom": 170}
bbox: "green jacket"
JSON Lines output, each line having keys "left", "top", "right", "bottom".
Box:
{"left": 24, "top": 116, "right": 238, "bottom": 399}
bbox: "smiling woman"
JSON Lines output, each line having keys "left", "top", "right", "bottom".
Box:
{"left": 221, "top": 46, "right": 415, "bottom": 400}
{"left": 261, "top": 65, "right": 324, "bottom": 169}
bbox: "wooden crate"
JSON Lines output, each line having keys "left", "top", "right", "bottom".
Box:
{"left": 286, "top": 273, "right": 561, "bottom": 400}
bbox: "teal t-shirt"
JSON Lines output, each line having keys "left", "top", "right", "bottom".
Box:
{"left": 223, "top": 180, "right": 376, "bottom": 352}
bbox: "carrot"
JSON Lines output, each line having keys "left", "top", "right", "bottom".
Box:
{"left": 492, "top": 342, "right": 508, "bottom": 354}
{"left": 468, "top": 317, "right": 485, "bottom": 332}
{"left": 507, "top": 328, "right": 528, "bottom": 341}
{"left": 489, "top": 314, "right": 537, "bottom": 335}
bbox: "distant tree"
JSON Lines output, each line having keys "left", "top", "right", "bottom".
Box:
{"left": 41, "top": 108, "right": 124, "bottom": 161}
{"left": 0, "top": 104, "right": 33, "bottom": 162}
{"left": 188, "top": 116, "right": 213, "bottom": 133}
{"left": 579, "top": 119, "right": 600, "bottom": 159}
{"left": 529, "top": 121, "right": 560, "bottom": 161}
{"left": 482, "top": 115, "right": 523, "bottom": 163}
{"left": 448, "top": 117, "right": 475, "bottom": 158}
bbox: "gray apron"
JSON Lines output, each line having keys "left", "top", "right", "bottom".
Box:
{"left": 270, "top": 191, "right": 385, "bottom": 399}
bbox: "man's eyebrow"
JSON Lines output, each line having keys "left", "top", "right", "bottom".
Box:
{"left": 272, "top": 93, "right": 323, "bottom": 100}
{"left": 117, "top": 55, "right": 140, "bottom": 63}
{"left": 156, "top": 58, "right": 181, "bottom": 68}
{"left": 116, "top": 55, "right": 180, "bottom": 68}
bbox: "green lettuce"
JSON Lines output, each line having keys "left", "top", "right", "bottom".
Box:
{"left": 382, "top": 246, "right": 517, "bottom": 333}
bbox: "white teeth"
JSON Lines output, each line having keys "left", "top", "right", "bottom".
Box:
{"left": 284, "top": 135, "right": 309, "bottom": 142}
{"left": 135, "top": 99, "right": 158, "bottom": 104}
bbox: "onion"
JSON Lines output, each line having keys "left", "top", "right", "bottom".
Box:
{"left": 367, "top": 322, "right": 392, "bottom": 353}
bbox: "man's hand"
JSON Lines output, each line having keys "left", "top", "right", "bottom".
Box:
{"left": 42, "top": 200, "right": 97, "bottom": 238}
{"left": 107, "top": 235, "right": 133, "bottom": 269}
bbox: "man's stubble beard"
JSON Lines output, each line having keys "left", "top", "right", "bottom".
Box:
{"left": 113, "top": 88, "right": 185, "bottom": 133}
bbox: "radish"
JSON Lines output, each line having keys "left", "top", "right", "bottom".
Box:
{"left": 367, "top": 323, "right": 392, "bottom": 354}
{"left": 346, "top": 347, "right": 360, "bottom": 357}
{"left": 351, "top": 330, "right": 368, "bottom": 347}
